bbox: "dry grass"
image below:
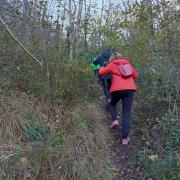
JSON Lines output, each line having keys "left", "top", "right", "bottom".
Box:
{"left": 0, "top": 89, "right": 112, "bottom": 179}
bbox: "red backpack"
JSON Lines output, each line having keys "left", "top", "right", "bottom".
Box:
{"left": 119, "top": 64, "right": 132, "bottom": 77}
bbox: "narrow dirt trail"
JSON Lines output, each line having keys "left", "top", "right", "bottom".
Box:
{"left": 88, "top": 102, "right": 146, "bottom": 180}
{"left": 109, "top": 130, "right": 145, "bottom": 180}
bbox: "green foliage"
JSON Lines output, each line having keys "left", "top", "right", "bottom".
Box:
{"left": 136, "top": 112, "right": 179, "bottom": 180}
{"left": 6, "top": 55, "right": 97, "bottom": 103}
{"left": 71, "top": 113, "right": 88, "bottom": 129}
{"left": 24, "top": 121, "right": 48, "bottom": 141}
{"left": 8, "top": 151, "right": 21, "bottom": 166}
{"left": 138, "top": 150, "right": 179, "bottom": 180}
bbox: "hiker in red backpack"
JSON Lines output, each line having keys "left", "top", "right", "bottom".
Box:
{"left": 98, "top": 52, "right": 138, "bottom": 145}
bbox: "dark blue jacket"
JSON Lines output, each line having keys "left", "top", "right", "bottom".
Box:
{"left": 93, "top": 49, "right": 111, "bottom": 66}
{"left": 93, "top": 49, "right": 112, "bottom": 80}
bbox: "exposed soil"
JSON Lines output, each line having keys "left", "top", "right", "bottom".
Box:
{"left": 108, "top": 130, "right": 146, "bottom": 180}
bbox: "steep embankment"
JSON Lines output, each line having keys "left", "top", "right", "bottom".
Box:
{"left": 0, "top": 89, "right": 113, "bottom": 179}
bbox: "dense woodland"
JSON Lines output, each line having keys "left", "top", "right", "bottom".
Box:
{"left": 0, "top": 0, "right": 179, "bottom": 179}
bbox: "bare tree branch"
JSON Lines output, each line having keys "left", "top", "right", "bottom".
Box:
{"left": 0, "top": 16, "right": 43, "bottom": 66}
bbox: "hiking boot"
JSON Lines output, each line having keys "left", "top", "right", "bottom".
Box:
{"left": 122, "top": 136, "right": 130, "bottom": 145}
{"left": 110, "top": 120, "right": 119, "bottom": 128}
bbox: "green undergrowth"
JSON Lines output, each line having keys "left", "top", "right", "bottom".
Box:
{"left": 132, "top": 104, "right": 179, "bottom": 180}
{"left": 0, "top": 57, "right": 99, "bottom": 104}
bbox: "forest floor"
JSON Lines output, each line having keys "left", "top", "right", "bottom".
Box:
{"left": 109, "top": 130, "right": 146, "bottom": 180}
{"left": 91, "top": 100, "right": 146, "bottom": 180}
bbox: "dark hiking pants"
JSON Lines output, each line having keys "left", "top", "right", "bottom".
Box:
{"left": 109, "top": 90, "right": 134, "bottom": 138}
{"left": 101, "top": 78, "right": 111, "bottom": 103}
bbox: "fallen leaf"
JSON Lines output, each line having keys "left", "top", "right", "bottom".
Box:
{"left": 56, "top": 119, "right": 60, "bottom": 123}
{"left": 20, "top": 157, "right": 29, "bottom": 164}
{"left": 55, "top": 114, "right": 59, "bottom": 118}
{"left": 146, "top": 141, "right": 150, "bottom": 145}
{"left": 113, "top": 172, "right": 118, "bottom": 176}
{"left": 148, "top": 155, "right": 158, "bottom": 161}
